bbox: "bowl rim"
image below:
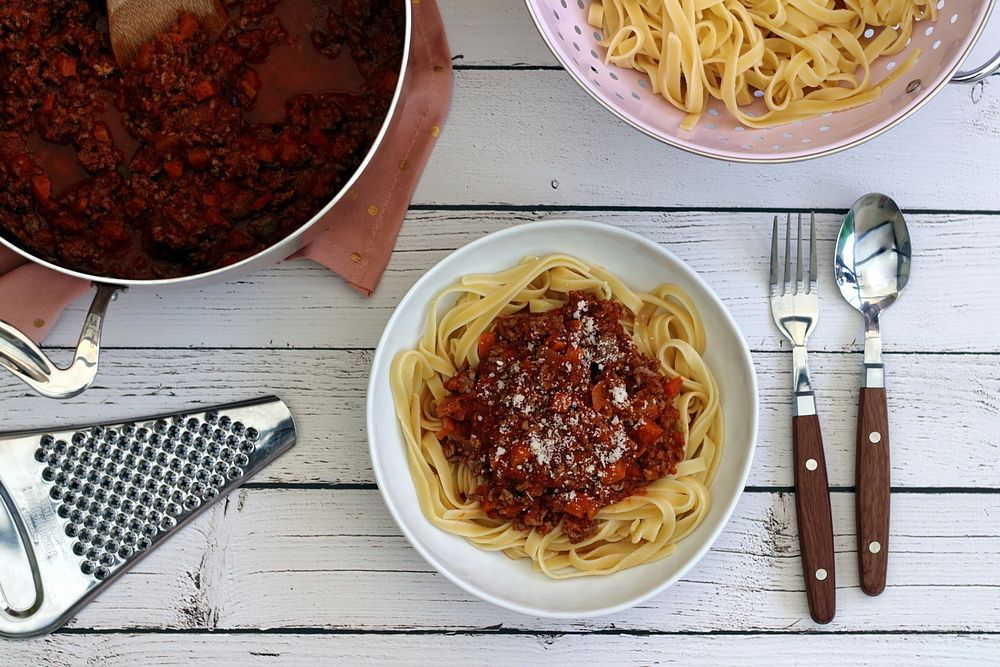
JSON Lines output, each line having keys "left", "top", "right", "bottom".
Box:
{"left": 522, "top": 0, "right": 997, "bottom": 164}
{"left": 366, "top": 219, "right": 760, "bottom": 618}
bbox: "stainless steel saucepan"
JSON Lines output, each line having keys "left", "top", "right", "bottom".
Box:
{"left": 0, "top": 4, "right": 412, "bottom": 400}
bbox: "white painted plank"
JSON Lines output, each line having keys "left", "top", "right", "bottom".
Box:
{"left": 38, "top": 212, "right": 1000, "bottom": 353}
{"left": 410, "top": 72, "right": 1000, "bottom": 210}
{"left": 440, "top": 0, "right": 558, "bottom": 67}
{"left": 53, "top": 489, "right": 1000, "bottom": 632}
{"left": 10, "top": 633, "right": 1000, "bottom": 666}
{"left": 3, "top": 348, "right": 998, "bottom": 488}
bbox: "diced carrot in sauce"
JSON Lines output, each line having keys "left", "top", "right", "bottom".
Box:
{"left": 508, "top": 443, "right": 532, "bottom": 468}
{"left": 92, "top": 122, "right": 111, "bottom": 143}
{"left": 635, "top": 419, "right": 664, "bottom": 446}
{"left": 11, "top": 154, "right": 32, "bottom": 178}
{"left": 238, "top": 69, "right": 261, "bottom": 99}
{"left": 191, "top": 80, "right": 217, "bottom": 101}
{"left": 55, "top": 54, "right": 77, "bottom": 77}
{"left": 591, "top": 381, "right": 609, "bottom": 412}
{"left": 177, "top": 13, "right": 199, "bottom": 39}
{"left": 478, "top": 495, "right": 495, "bottom": 514}
{"left": 437, "top": 396, "right": 466, "bottom": 419}
{"left": 133, "top": 43, "right": 155, "bottom": 71}
{"left": 30, "top": 174, "right": 52, "bottom": 203}
{"left": 187, "top": 147, "right": 211, "bottom": 169}
{"left": 163, "top": 161, "right": 184, "bottom": 179}
{"left": 40, "top": 92, "right": 56, "bottom": 114}
{"left": 564, "top": 495, "right": 599, "bottom": 520}
{"left": 665, "top": 375, "right": 684, "bottom": 398}
{"left": 153, "top": 134, "right": 180, "bottom": 153}
{"left": 602, "top": 461, "right": 628, "bottom": 484}
{"left": 306, "top": 126, "right": 330, "bottom": 147}
{"left": 255, "top": 144, "right": 277, "bottom": 163}
{"left": 435, "top": 417, "right": 456, "bottom": 441}
{"left": 279, "top": 142, "right": 298, "bottom": 163}
{"left": 477, "top": 331, "right": 496, "bottom": 358}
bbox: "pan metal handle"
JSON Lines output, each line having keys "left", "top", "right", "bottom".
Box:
{"left": 0, "top": 284, "right": 121, "bottom": 399}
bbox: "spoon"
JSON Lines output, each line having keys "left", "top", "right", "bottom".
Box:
{"left": 834, "top": 193, "right": 912, "bottom": 597}
{"left": 107, "top": 0, "right": 228, "bottom": 67}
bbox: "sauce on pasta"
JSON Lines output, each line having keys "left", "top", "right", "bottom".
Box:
{"left": 437, "top": 292, "right": 686, "bottom": 542}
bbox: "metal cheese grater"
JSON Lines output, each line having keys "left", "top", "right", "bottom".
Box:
{"left": 0, "top": 396, "right": 296, "bottom": 638}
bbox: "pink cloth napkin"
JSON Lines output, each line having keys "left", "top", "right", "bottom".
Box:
{"left": 0, "top": 0, "right": 451, "bottom": 344}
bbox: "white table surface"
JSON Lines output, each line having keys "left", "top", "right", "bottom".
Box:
{"left": 6, "top": 2, "right": 1000, "bottom": 664}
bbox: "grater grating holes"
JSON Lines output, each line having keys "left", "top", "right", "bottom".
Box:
{"left": 36, "top": 411, "right": 259, "bottom": 580}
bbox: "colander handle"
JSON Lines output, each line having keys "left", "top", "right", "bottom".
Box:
{"left": 0, "top": 284, "right": 121, "bottom": 399}
{"left": 952, "top": 49, "right": 1000, "bottom": 84}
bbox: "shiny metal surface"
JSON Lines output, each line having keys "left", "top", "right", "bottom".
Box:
{"left": 0, "top": 396, "right": 296, "bottom": 638}
{"left": 835, "top": 194, "right": 912, "bottom": 389}
{"left": 953, "top": 47, "right": 1000, "bottom": 83}
{"left": 0, "top": 482, "right": 40, "bottom": 615}
{"left": 0, "top": 2, "right": 413, "bottom": 397}
{"left": 0, "top": 285, "right": 122, "bottom": 399}
{"left": 769, "top": 213, "right": 819, "bottom": 416}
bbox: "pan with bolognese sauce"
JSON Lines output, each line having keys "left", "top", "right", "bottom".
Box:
{"left": 0, "top": 0, "right": 410, "bottom": 398}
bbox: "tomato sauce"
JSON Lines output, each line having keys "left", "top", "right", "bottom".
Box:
{"left": 439, "top": 292, "right": 687, "bottom": 543}
{"left": 0, "top": 0, "right": 404, "bottom": 279}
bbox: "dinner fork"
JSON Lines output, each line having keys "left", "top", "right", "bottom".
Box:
{"left": 769, "top": 213, "right": 836, "bottom": 624}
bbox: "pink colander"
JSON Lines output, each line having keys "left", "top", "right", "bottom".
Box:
{"left": 525, "top": 0, "right": 999, "bottom": 162}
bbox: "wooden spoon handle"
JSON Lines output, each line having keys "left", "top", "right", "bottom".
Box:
{"left": 856, "top": 387, "right": 890, "bottom": 596}
{"left": 792, "top": 414, "right": 836, "bottom": 624}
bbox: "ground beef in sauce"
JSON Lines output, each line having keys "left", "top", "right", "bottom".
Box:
{"left": 437, "top": 292, "right": 687, "bottom": 543}
{"left": 0, "top": 0, "right": 404, "bottom": 279}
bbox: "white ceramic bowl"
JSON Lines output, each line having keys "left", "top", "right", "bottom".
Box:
{"left": 367, "top": 220, "right": 758, "bottom": 617}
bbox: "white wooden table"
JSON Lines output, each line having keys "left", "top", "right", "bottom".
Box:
{"left": 7, "top": 3, "right": 1000, "bottom": 664}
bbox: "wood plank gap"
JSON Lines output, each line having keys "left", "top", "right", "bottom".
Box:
{"left": 50, "top": 627, "right": 1000, "bottom": 637}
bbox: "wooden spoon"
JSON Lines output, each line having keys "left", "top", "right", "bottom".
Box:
{"left": 107, "top": 0, "right": 228, "bottom": 66}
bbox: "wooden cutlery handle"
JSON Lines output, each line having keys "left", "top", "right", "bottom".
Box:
{"left": 856, "top": 387, "right": 890, "bottom": 596}
{"left": 792, "top": 414, "right": 836, "bottom": 624}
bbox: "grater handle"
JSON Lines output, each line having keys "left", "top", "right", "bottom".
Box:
{"left": 0, "top": 284, "right": 121, "bottom": 400}
{"left": 0, "top": 483, "right": 40, "bottom": 616}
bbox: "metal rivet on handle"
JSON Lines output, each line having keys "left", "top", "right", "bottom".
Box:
{"left": 869, "top": 541, "right": 882, "bottom": 554}
{"left": 815, "top": 568, "right": 828, "bottom": 581}
{"left": 805, "top": 458, "right": 818, "bottom": 471}
{"left": 869, "top": 431, "right": 882, "bottom": 444}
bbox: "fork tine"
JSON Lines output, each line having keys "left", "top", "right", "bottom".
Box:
{"left": 769, "top": 215, "right": 779, "bottom": 292}
{"left": 809, "top": 211, "right": 817, "bottom": 292}
{"left": 796, "top": 213, "right": 804, "bottom": 293}
{"left": 784, "top": 213, "right": 791, "bottom": 295}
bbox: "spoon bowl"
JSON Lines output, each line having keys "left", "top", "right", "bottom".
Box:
{"left": 834, "top": 193, "right": 912, "bottom": 321}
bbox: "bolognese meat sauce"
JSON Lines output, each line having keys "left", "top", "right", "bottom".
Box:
{"left": 437, "top": 292, "right": 687, "bottom": 543}
{"left": 0, "top": 0, "right": 404, "bottom": 279}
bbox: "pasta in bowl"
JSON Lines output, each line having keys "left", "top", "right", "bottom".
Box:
{"left": 368, "top": 220, "right": 757, "bottom": 616}
{"left": 525, "top": 0, "right": 996, "bottom": 161}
